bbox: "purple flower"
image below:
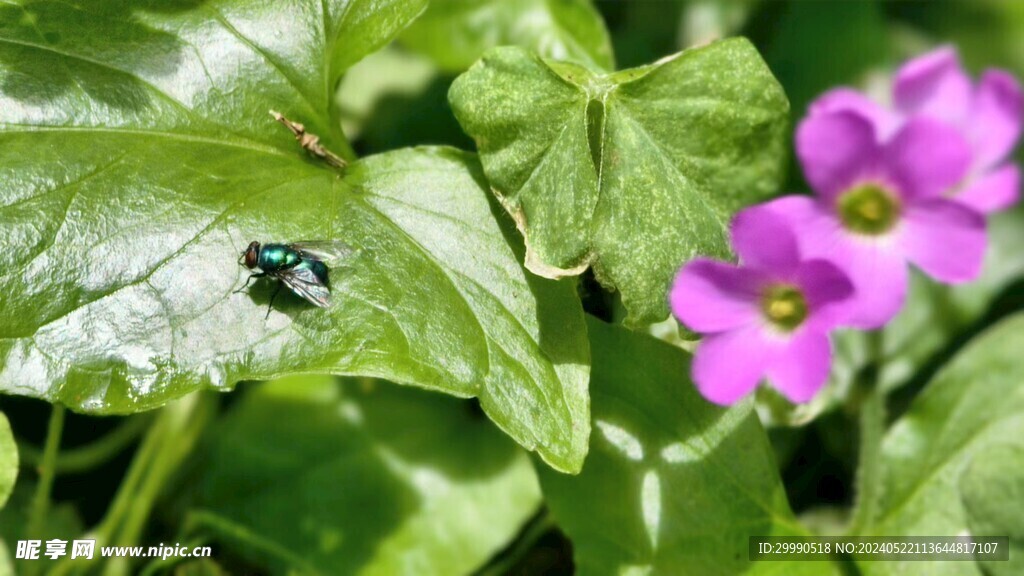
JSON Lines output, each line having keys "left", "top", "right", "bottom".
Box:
{"left": 813, "top": 46, "right": 1022, "bottom": 213}
{"left": 761, "top": 110, "right": 987, "bottom": 329}
{"left": 670, "top": 209, "right": 854, "bottom": 405}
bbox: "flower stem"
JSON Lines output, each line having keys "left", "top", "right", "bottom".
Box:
{"left": 848, "top": 331, "right": 887, "bottom": 535}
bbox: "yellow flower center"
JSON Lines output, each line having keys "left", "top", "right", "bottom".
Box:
{"left": 836, "top": 183, "right": 901, "bottom": 235}
{"left": 761, "top": 284, "right": 808, "bottom": 332}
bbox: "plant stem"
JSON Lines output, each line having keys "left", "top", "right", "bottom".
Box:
{"left": 49, "top": 413, "right": 164, "bottom": 576}
{"left": 848, "top": 331, "right": 887, "bottom": 535}
{"left": 849, "top": 386, "right": 885, "bottom": 534}
{"left": 330, "top": 122, "right": 357, "bottom": 163}
{"left": 24, "top": 405, "right": 65, "bottom": 576}
{"left": 49, "top": 394, "right": 216, "bottom": 576}
{"left": 100, "top": 394, "right": 214, "bottom": 576}
{"left": 111, "top": 396, "right": 212, "bottom": 548}
{"left": 26, "top": 405, "right": 65, "bottom": 537}
{"left": 18, "top": 415, "right": 151, "bottom": 474}
{"left": 183, "top": 510, "right": 318, "bottom": 573}
{"left": 97, "top": 413, "right": 167, "bottom": 544}
{"left": 326, "top": 87, "right": 357, "bottom": 163}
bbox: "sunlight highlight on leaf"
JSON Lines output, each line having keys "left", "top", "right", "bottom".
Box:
{"left": 538, "top": 318, "right": 837, "bottom": 575}
{"left": 641, "top": 470, "right": 661, "bottom": 550}
{"left": 595, "top": 420, "right": 643, "bottom": 461}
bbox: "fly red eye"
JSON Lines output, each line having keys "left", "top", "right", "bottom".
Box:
{"left": 243, "top": 241, "right": 260, "bottom": 269}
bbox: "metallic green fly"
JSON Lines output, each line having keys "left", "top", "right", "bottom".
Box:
{"left": 236, "top": 240, "right": 351, "bottom": 318}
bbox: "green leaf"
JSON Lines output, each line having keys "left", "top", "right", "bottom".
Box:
{"left": 537, "top": 317, "right": 838, "bottom": 575}
{"left": 401, "top": 0, "right": 614, "bottom": 73}
{"left": 0, "top": 0, "right": 428, "bottom": 160}
{"left": 0, "top": 413, "right": 14, "bottom": 510}
{"left": 960, "top": 446, "right": 1024, "bottom": 576}
{"left": 449, "top": 39, "right": 789, "bottom": 325}
{"left": 860, "top": 313, "right": 1024, "bottom": 576}
{"left": 0, "top": 2, "right": 591, "bottom": 472}
{"left": 186, "top": 375, "right": 541, "bottom": 576}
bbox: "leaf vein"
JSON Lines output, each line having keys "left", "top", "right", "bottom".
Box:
{"left": 203, "top": 5, "right": 323, "bottom": 118}
{"left": 0, "top": 125, "right": 293, "bottom": 159}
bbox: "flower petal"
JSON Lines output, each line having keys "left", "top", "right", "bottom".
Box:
{"left": 796, "top": 110, "right": 879, "bottom": 199}
{"left": 795, "top": 259, "right": 855, "bottom": 329}
{"left": 956, "top": 164, "right": 1020, "bottom": 214}
{"left": 760, "top": 195, "right": 906, "bottom": 329}
{"left": 894, "top": 46, "right": 972, "bottom": 124}
{"left": 885, "top": 118, "right": 971, "bottom": 199}
{"left": 766, "top": 330, "right": 832, "bottom": 403}
{"left": 900, "top": 199, "right": 987, "bottom": 283}
{"left": 833, "top": 240, "right": 908, "bottom": 329}
{"left": 670, "top": 260, "right": 763, "bottom": 333}
{"left": 809, "top": 87, "right": 902, "bottom": 140}
{"left": 692, "top": 327, "right": 773, "bottom": 405}
{"left": 968, "top": 70, "right": 1023, "bottom": 170}
{"left": 758, "top": 195, "right": 848, "bottom": 259}
{"left": 730, "top": 205, "right": 800, "bottom": 271}
{"left": 839, "top": 237, "right": 913, "bottom": 327}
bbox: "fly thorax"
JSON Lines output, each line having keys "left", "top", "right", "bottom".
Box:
{"left": 258, "top": 244, "right": 302, "bottom": 271}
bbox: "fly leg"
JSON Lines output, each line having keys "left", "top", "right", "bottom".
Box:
{"left": 234, "top": 272, "right": 265, "bottom": 294}
{"left": 265, "top": 283, "right": 283, "bottom": 319}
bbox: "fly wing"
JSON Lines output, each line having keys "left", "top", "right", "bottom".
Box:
{"left": 277, "top": 266, "right": 331, "bottom": 308}
{"left": 290, "top": 240, "right": 354, "bottom": 263}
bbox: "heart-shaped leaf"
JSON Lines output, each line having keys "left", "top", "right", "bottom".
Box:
{"left": 859, "top": 313, "right": 1024, "bottom": 576}
{"left": 184, "top": 375, "right": 541, "bottom": 576}
{"left": 400, "top": 0, "right": 614, "bottom": 72}
{"left": 449, "top": 38, "right": 790, "bottom": 324}
{"left": 537, "top": 318, "right": 839, "bottom": 575}
{"left": 0, "top": 1, "right": 590, "bottom": 472}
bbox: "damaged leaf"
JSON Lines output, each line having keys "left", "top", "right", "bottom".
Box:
{"left": 449, "top": 39, "right": 789, "bottom": 324}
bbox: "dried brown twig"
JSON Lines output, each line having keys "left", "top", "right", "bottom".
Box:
{"left": 270, "top": 110, "right": 347, "bottom": 169}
